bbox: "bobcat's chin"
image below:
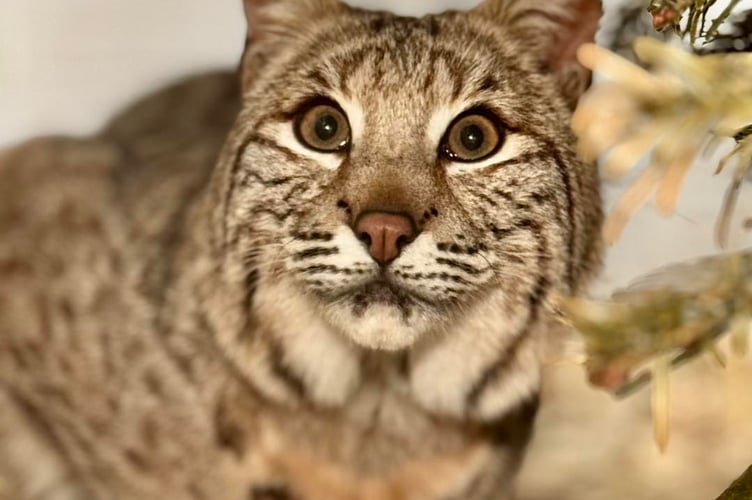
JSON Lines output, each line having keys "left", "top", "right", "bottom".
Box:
{"left": 323, "top": 301, "right": 428, "bottom": 351}
{"left": 320, "top": 280, "right": 436, "bottom": 351}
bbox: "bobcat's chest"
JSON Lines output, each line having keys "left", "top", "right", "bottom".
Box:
{"left": 214, "top": 370, "right": 530, "bottom": 500}
{"left": 198, "top": 273, "right": 541, "bottom": 499}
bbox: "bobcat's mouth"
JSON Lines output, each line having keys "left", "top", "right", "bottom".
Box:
{"left": 350, "top": 279, "right": 411, "bottom": 316}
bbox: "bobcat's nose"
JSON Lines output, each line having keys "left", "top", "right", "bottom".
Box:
{"left": 354, "top": 212, "right": 417, "bottom": 265}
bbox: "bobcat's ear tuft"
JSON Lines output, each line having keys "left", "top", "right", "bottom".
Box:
{"left": 473, "top": 0, "right": 602, "bottom": 108}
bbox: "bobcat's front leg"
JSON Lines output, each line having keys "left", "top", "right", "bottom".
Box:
{"left": 251, "top": 441, "right": 512, "bottom": 500}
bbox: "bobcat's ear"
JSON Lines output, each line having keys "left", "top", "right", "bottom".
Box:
{"left": 241, "top": 0, "right": 347, "bottom": 88}
{"left": 473, "top": 0, "right": 602, "bottom": 108}
{"left": 243, "top": 0, "right": 346, "bottom": 42}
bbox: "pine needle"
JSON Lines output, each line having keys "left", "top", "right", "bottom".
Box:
{"left": 652, "top": 356, "right": 671, "bottom": 453}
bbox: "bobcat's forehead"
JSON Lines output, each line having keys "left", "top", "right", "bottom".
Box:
{"left": 246, "top": 11, "right": 559, "bottom": 138}
{"left": 246, "top": 12, "right": 565, "bottom": 188}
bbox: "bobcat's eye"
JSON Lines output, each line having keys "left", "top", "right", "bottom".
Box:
{"left": 295, "top": 100, "right": 350, "bottom": 153}
{"left": 441, "top": 111, "right": 504, "bottom": 163}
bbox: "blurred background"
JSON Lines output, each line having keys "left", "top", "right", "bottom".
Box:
{"left": 1, "top": 1, "right": 751, "bottom": 499}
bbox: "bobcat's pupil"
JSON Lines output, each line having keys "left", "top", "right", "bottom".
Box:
{"left": 460, "top": 125, "right": 484, "bottom": 151}
{"left": 315, "top": 115, "right": 339, "bottom": 141}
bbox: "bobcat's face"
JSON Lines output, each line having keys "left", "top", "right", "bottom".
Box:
{"left": 220, "top": 1, "right": 602, "bottom": 352}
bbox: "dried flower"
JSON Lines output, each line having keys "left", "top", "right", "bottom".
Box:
{"left": 648, "top": 0, "right": 691, "bottom": 32}
{"left": 647, "top": 0, "right": 746, "bottom": 45}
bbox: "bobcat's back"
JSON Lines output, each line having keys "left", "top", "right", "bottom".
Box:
{"left": 0, "top": 71, "right": 241, "bottom": 499}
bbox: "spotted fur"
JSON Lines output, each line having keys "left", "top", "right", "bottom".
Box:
{"left": 0, "top": 1, "right": 602, "bottom": 499}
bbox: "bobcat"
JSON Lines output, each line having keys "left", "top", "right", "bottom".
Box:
{"left": 0, "top": 0, "right": 602, "bottom": 499}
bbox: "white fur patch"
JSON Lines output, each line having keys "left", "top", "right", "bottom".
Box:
{"left": 252, "top": 278, "right": 362, "bottom": 407}
{"left": 446, "top": 133, "right": 534, "bottom": 175}
{"left": 331, "top": 92, "right": 366, "bottom": 146}
{"left": 324, "top": 302, "right": 422, "bottom": 351}
{"left": 393, "top": 232, "right": 440, "bottom": 276}
{"left": 278, "top": 317, "right": 362, "bottom": 407}
{"left": 287, "top": 226, "right": 375, "bottom": 284}
{"left": 475, "top": 344, "right": 540, "bottom": 420}
{"left": 426, "top": 102, "right": 469, "bottom": 146}
{"left": 292, "top": 225, "right": 377, "bottom": 291}
{"left": 409, "top": 289, "right": 540, "bottom": 420}
{"left": 391, "top": 233, "right": 493, "bottom": 306}
{"left": 330, "top": 225, "right": 373, "bottom": 264}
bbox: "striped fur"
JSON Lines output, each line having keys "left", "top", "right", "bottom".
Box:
{"left": 0, "top": 1, "right": 602, "bottom": 499}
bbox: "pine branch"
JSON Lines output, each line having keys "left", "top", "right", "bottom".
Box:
{"left": 698, "top": 10, "right": 752, "bottom": 53}
{"left": 647, "top": 1, "right": 751, "bottom": 50}
{"left": 716, "top": 465, "right": 752, "bottom": 500}
{"left": 561, "top": 34, "right": 752, "bottom": 451}
{"left": 706, "top": 0, "right": 743, "bottom": 41}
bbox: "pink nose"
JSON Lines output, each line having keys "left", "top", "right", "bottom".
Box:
{"left": 354, "top": 212, "right": 416, "bottom": 265}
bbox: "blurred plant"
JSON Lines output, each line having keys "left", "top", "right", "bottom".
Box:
{"left": 561, "top": 0, "right": 752, "bottom": 453}
{"left": 600, "top": 1, "right": 670, "bottom": 59}
{"left": 558, "top": 250, "right": 751, "bottom": 451}
{"left": 573, "top": 37, "right": 752, "bottom": 247}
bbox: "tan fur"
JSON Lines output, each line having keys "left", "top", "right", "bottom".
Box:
{"left": 0, "top": 1, "right": 602, "bottom": 499}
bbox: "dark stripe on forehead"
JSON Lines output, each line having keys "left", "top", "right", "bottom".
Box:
{"left": 260, "top": 14, "right": 510, "bottom": 105}
{"left": 306, "top": 68, "right": 334, "bottom": 91}
{"left": 437, "top": 49, "right": 467, "bottom": 100}
{"left": 367, "top": 45, "right": 388, "bottom": 90}
{"left": 252, "top": 19, "right": 379, "bottom": 98}
{"left": 478, "top": 73, "right": 500, "bottom": 93}
{"left": 335, "top": 39, "right": 445, "bottom": 94}
{"left": 424, "top": 15, "right": 442, "bottom": 37}
{"left": 508, "top": 8, "right": 566, "bottom": 28}
{"left": 334, "top": 45, "right": 374, "bottom": 92}
{"left": 422, "top": 48, "right": 441, "bottom": 93}
{"left": 309, "top": 16, "right": 461, "bottom": 88}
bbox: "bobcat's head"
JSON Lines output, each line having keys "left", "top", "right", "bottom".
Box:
{"left": 212, "top": 0, "right": 602, "bottom": 357}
